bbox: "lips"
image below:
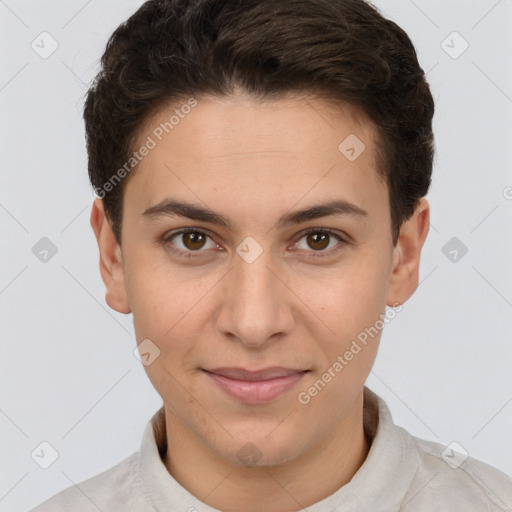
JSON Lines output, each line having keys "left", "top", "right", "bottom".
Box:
{"left": 206, "top": 367, "right": 306, "bottom": 381}
{"left": 202, "top": 367, "right": 309, "bottom": 404}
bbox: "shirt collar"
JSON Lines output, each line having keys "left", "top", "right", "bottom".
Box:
{"left": 139, "top": 387, "right": 421, "bottom": 512}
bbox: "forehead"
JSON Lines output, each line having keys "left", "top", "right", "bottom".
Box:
{"left": 123, "top": 93, "right": 388, "bottom": 227}
{"left": 135, "top": 92, "right": 378, "bottom": 162}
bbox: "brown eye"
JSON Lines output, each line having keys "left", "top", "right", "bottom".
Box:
{"left": 295, "top": 229, "right": 345, "bottom": 256}
{"left": 181, "top": 232, "right": 207, "bottom": 250}
{"left": 163, "top": 229, "right": 217, "bottom": 256}
{"left": 306, "top": 232, "right": 330, "bottom": 251}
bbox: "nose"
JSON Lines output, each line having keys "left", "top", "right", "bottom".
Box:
{"left": 214, "top": 245, "right": 296, "bottom": 349}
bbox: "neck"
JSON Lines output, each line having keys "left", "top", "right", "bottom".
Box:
{"left": 162, "top": 392, "right": 370, "bottom": 512}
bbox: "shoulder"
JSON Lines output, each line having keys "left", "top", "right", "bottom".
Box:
{"left": 403, "top": 433, "right": 512, "bottom": 511}
{"left": 28, "top": 451, "right": 152, "bottom": 511}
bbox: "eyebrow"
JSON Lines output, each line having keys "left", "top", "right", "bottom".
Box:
{"left": 142, "top": 198, "right": 368, "bottom": 229}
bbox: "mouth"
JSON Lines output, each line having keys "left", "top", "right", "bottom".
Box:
{"left": 202, "top": 367, "right": 309, "bottom": 404}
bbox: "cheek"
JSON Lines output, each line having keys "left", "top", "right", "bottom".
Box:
{"left": 125, "top": 254, "right": 220, "bottom": 368}
{"left": 127, "top": 269, "right": 174, "bottom": 339}
{"left": 294, "top": 267, "right": 387, "bottom": 417}
{"left": 300, "top": 254, "right": 391, "bottom": 369}
{"left": 298, "top": 256, "right": 390, "bottom": 330}
{"left": 124, "top": 246, "right": 187, "bottom": 326}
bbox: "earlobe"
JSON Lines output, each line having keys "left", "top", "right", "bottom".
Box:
{"left": 90, "top": 198, "right": 131, "bottom": 314}
{"left": 386, "top": 198, "right": 430, "bottom": 307}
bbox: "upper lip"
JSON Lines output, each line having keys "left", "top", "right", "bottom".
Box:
{"left": 204, "top": 367, "right": 308, "bottom": 381}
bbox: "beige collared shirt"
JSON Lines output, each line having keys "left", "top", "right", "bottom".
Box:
{"left": 29, "top": 387, "right": 512, "bottom": 511}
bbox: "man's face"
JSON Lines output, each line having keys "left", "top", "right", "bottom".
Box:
{"left": 103, "top": 93, "right": 415, "bottom": 466}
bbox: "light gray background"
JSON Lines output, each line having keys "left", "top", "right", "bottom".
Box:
{"left": 1, "top": 0, "right": 511, "bottom": 510}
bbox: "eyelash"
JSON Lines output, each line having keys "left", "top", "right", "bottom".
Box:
{"left": 162, "top": 227, "right": 348, "bottom": 259}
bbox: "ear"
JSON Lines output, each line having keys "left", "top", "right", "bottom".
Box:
{"left": 386, "top": 198, "right": 430, "bottom": 307}
{"left": 90, "top": 198, "right": 131, "bottom": 314}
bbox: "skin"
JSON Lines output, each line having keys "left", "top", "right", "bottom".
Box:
{"left": 91, "top": 92, "right": 429, "bottom": 512}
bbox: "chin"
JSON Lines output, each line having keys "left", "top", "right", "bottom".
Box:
{"left": 215, "top": 432, "right": 306, "bottom": 469}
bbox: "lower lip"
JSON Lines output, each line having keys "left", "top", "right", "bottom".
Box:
{"left": 204, "top": 370, "right": 307, "bottom": 404}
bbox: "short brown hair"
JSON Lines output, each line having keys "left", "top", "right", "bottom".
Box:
{"left": 84, "top": 0, "right": 435, "bottom": 245}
